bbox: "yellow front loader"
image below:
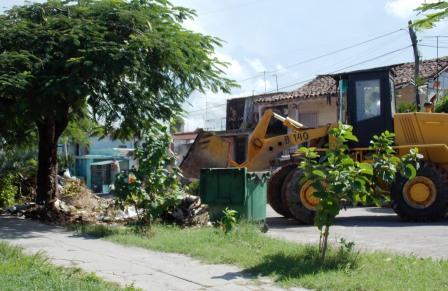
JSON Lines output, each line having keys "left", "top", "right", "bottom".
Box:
{"left": 181, "top": 67, "right": 448, "bottom": 223}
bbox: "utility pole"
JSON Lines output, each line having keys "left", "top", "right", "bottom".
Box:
{"left": 263, "top": 71, "right": 267, "bottom": 93}
{"left": 272, "top": 74, "right": 279, "bottom": 92}
{"left": 408, "top": 20, "right": 421, "bottom": 111}
{"left": 436, "top": 36, "right": 439, "bottom": 102}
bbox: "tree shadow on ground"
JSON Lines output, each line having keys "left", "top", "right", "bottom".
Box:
{"left": 68, "top": 223, "right": 121, "bottom": 239}
{"left": 244, "top": 246, "right": 358, "bottom": 283}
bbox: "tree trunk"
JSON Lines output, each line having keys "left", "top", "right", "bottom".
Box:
{"left": 320, "top": 225, "right": 330, "bottom": 261}
{"left": 36, "top": 115, "right": 68, "bottom": 205}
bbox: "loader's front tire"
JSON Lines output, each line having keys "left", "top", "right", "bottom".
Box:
{"left": 282, "top": 169, "right": 316, "bottom": 224}
{"left": 267, "top": 165, "right": 296, "bottom": 218}
{"left": 391, "top": 165, "right": 448, "bottom": 222}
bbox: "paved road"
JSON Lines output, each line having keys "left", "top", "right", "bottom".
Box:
{"left": 266, "top": 206, "right": 448, "bottom": 259}
{"left": 0, "top": 215, "right": 301, "bottom": 291}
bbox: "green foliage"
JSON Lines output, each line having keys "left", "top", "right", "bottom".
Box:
{"left": 220, "top": 208, "right": 238, "bottom": 234}
{"left": 396, "top": 102, "right": 417, "bottom": 113}
{"left": 370, "top": 131, "right": 421, "bottom": 186}
{"left": 0, "top": 0, "right": 237, "bottom": 203}
{"left": 0, "top": 148, "right": 37, "bottom": 202}
{"left": 0, "top": 0, "right": 236, "bottom": 138}
{"left": 299, "top": 124, "right": 420, "bottom": 260}
{"left": 0, "top": 242, "right": 136, "bottom": 290}
{"left": 184, "top": 180, "right": 200, "bottom": 196}
{"left": 57, "top": 154, "right": 75, "bottom": 171}
{"left": 413, "top": 1, "right": 448, "bottom": 30}
{"left": 60, "top": 113, "right": 104, "bottom": 147}
{"left": 114, "top": 124, "right": 182, "bottom": 227}
{"left": 0, "top": 173, "right": 17, "bottom": 208}
{"left": 435, "top": 96, "right": 448, "bottom": 113}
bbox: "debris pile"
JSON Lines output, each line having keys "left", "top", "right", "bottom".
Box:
{"left": 166, "top": 195, "right": 210, "bottom": 226}
{"left": 4, "top": 175, "right": 210, "bottom": 227}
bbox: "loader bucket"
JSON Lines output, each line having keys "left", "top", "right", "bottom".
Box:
{"left": 180, "top": 130, "right": 232, "bottom": 179}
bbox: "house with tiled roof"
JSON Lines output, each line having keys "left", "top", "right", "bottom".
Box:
{"left": 250, "top": 56, "right": 448, "bottom": 128}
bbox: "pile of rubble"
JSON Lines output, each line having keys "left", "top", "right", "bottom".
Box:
{"left": 165, "top": 195, "right": 210, "bottom": 226}
{"left": 4, "top": 176, "right": 210, "bottom": 227}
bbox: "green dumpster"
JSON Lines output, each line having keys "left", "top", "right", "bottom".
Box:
{"left": 199, "top": 168, "right": 269, "bottom": 221}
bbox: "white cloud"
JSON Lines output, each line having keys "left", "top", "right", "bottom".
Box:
{"left": 182, "top": 18, "right": 206, "bottom": 33}
{"left": 214, "top": 52, "right": 244, "bottom": 79}
{"left": 385, "top": 0, "right": 438, "bottom": 19}
{"left": 275, "top": 64, "right": 286, "bottom": 73}
{"left": 246, "top": 58, "right": 267, "bottom": 73}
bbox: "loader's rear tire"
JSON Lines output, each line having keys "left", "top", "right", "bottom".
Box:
{"left": 391, "top": 165, "right": 448, "bottom": 222}
{"left": 282, "top": 169, "right": 316, "bottom": 224}
{"left": 267, "top": 165, "right": 296, "bottom": 218}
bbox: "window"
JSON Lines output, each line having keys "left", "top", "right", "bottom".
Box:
{"left": 356, "top": 79, "right": 381, "bottom": 121}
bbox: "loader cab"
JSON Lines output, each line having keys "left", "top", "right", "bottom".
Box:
{"left": 338, "top": 68, "right": 395, "bottom": 147}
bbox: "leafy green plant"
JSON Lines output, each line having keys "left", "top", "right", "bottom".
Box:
{"left": 370, "top": 131, "right": 421, "bottom": 187}
{"left": 184, "top": 180, "right": 200, "bottom": 196}
{"left": 0, "top": 173, "right": 17, "bottom": 208}
{"left": 299, "top": 124, "right": 420, "bottom": 260}
{"left": 220, "top": 208, "right": 238, "bottom": 234}
{"left": 114, "top": 124, "right": 182, "bottom": 229}
{"left": 396, "top": 102, "right": 417, "bottom": 113}
{"left": 0, "top": 148, "right": 37, "bottom": 201}
{"left": 435, "top": 96, "right": 448, "bottom": 113}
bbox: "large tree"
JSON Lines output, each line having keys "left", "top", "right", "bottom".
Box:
{"left": 413, "top": 1, "right": 448, "bottom": 29}
{"left": 0, "top": 0, "right": 235, "bottom": 205}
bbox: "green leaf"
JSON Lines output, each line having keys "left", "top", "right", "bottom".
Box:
{"left": 358, "top": 163, "right": 373, "bottom": 175}
{"left": 312, "top": 169, "right": 326, "bottom": 178}
{"left": 344, "top": 132, "right": 359, "bottom": 142}
{"left": 404, "top": 164, "right": 417, "bottom": 179}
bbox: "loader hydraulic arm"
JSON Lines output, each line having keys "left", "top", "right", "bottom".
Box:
{"left": 229, "top": 109, "right": 332, "bottom": 171}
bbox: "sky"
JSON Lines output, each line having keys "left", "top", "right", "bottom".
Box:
{"left": 2, "top": 0, "right": 448, "bottom": 131}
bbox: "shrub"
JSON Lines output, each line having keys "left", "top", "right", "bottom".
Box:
{"left": 185, "top": 180, "right": 200, "bottom": 196}
{"left": 0, "top": 173, "right": 18, "bottom": 208}
{"left": 114, "top": 124, "right": 182, "bottom": 228}
{"left": 435, "top": 96, "right": 448, "bottom": 113}
{"left": 396, "top": 102, "right": 417, "bottom": 113}
{"left": 220, "top": 208, "right": 238, "bottom": 234}
{"left": 299, "top": 125, "right": 421, "bottom": 260}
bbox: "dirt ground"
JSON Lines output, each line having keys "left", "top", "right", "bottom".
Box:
{"left": 265, "top": 206, "right": 448, "bottom": 259}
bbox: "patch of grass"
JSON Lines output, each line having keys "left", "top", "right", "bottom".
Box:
{"left": 0, "top": 241, "right": 137, "bottom": 291}
{"left": 74, "top": 223, "right": 448, "bottom": 291}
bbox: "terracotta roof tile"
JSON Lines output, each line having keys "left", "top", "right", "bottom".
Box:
{"left": 255, "top": 56, "right": 448, "bottom": 104}
{"left": 392, "top": 56, "right": 448, "bottom": 86}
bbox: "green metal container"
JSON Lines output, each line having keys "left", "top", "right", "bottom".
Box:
{"left": 199, "top": 168, "right": 269, "bottom": 221}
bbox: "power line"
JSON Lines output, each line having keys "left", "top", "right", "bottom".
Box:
{"left": 187, "top": 44, "right": 412, "bottom": 114}
{"left": 187, "top": 103, "right": 226, "bottom": 114}
{"left": 272, "top": 32, "right": 408, "bottom": 88}
{"left": 263, "top": 45, "right": 411, "bottom": 95}
{"left": 276, "top": 29, "right": 406, "bottom": 73}
{"left": 234, "top": 28, "right": 406, "bottom": 83}
{"left": 330, "top": 45, "right": 411, "bottom": 73}
{"left": 422, "top": 36, "right": 448, "bottom": 38}
{"left": 419, "top": 44, "right": 448, "bottom": 49}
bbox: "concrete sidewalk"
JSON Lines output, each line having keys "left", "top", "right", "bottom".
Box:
{"left": 0, "top": 216, "right": 293, "bottom": 291}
